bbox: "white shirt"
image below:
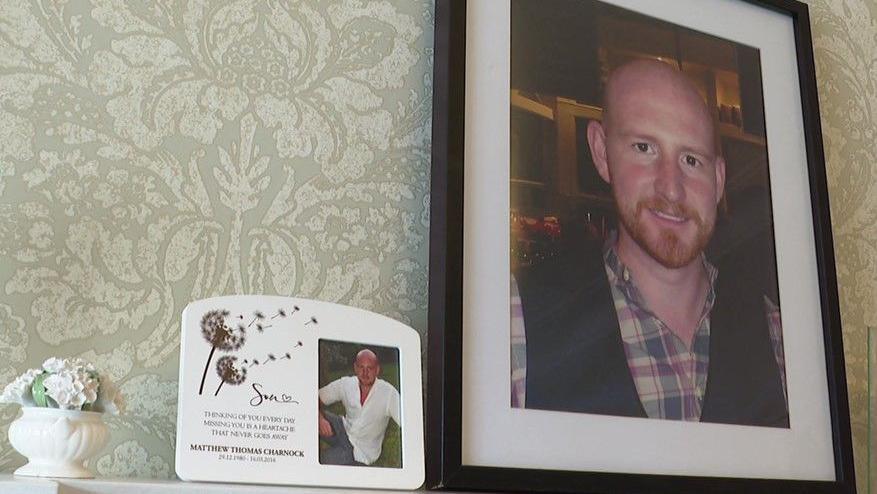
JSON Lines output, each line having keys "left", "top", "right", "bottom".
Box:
{"left": 319, "top": 376, "right": 401, "bottom": 465}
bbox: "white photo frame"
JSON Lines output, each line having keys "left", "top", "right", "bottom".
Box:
{"left": 464, "top": 0, "right": 832, "bottom": 479}
{"left": 176, "top": 295, "right": 424, "bottom": 490}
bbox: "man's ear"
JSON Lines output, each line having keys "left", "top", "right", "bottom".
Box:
{"left": 587, "top": 119, "right": 611, "bottom": 184}
{"left": 715, "top": 156, "right": 726, "bottom": 204}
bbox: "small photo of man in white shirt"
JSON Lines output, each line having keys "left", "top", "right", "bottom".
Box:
{"left": 318, "top": 344, "right": 401, "bottom": 467}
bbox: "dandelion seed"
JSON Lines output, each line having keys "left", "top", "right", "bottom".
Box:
{"left": 268, "top": 354, "right": 276, "bottom": 361}
{"left": 284, "top": 353, "right": 291, "bottom": 359}
{"left": 272, "top": 309, "right": 287, "bottom": 320}
{"left": 304, "top": 316, "right": 318, "bottom": 326}
{"left": 247, "top": 311, "right": 265, "bottom": 328}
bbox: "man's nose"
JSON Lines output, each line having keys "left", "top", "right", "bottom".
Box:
{"left": 654, "top": 154, "right": 684, "bottom": 202}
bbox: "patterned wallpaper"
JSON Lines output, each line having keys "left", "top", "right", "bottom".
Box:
{"left": 0, "top": 0, "right": 433, "bottom": 479}
{"left": 0, "top": 0, "right": 874, "bottom": 489}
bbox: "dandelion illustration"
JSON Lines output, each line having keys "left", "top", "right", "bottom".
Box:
{"left": 280, "top": 305, "right": 300, "bottom": 320}
{"left": 304, "top": 316, "right": 318, "bottom": 326}
{"left": 198, "top": 310, "right": 245, "bottom": 395}
{"left": 243, "top": 342, "right": 305, "bottom": 369}
{"left": 247, "top": 311, "right": 266, "bottom": 328}
{"left": 214, "top": 356, "right": 247, "bottom": 396}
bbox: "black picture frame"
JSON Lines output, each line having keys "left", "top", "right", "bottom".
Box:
{"left": 426, "top": 0, "right": 856, "bottom": 493}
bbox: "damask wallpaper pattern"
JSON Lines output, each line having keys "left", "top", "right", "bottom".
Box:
{"left": 0, "top": 0, "right": 434, "bottom": 478}
{"left": 0, "top": 0, "right": 874, "bottom": 489}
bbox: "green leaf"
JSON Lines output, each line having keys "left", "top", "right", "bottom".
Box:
{"left": 31, "top": 372, "right": 49, "bottom": 408}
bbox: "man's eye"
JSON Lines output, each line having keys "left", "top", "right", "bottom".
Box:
{"left": 683, "top": 155, "right": 702, "bottom": 167}
{"left": 633, "top": 142, "right": 652, "bottom": 153}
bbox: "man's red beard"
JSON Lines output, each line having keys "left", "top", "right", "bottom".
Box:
{"left": 616, "top": 196, "right": 714, "bottom": 269}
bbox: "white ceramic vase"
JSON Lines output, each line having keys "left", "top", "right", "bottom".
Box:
{"left": 8, "top": 407, "right": 109, "bottom": 478}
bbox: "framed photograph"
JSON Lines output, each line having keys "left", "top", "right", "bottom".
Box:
{"left": 318, "top": 339, "right": 403, "bottom": 469}
{"left": 426, "top": 0, "right": 855, "bottom": 493}
{"left": 175, "top": 295, "right": 424, "bottom": 490}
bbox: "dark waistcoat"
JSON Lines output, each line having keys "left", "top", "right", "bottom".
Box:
{"left": 519, "top": 241, "right": 789, "bottom": 428}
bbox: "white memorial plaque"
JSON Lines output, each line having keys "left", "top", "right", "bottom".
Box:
{"left": 175, "top": 295, "right": 424, "bottom": 489}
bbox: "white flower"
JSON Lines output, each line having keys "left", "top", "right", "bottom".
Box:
{"left": 42, "top": 357, "right": 70, "bottom": 373}
{"left": 69, "top": 358, "right": 97, "bottom": 374}
{"left": 4, "top": 357, "right": 119, "bottom": 413}
{"left": 42, "top": 357, "right": 96, "bottom": 374}
{"left": 93, "top": 374, "right": 125, "bottom": 415}
{"left": 44, "top": 370, "right": 99, "bottom": 410}
{"left": 0, "top": 368, "right": 42, "bottom": 406}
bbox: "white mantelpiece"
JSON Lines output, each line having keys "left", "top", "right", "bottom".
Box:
{"left": 0, "top": 475, "right": 471, "bottom": 494}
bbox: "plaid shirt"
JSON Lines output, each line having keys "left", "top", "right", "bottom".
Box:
{"left": 510, "top": 243, "right": 786, "bottom": 421}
